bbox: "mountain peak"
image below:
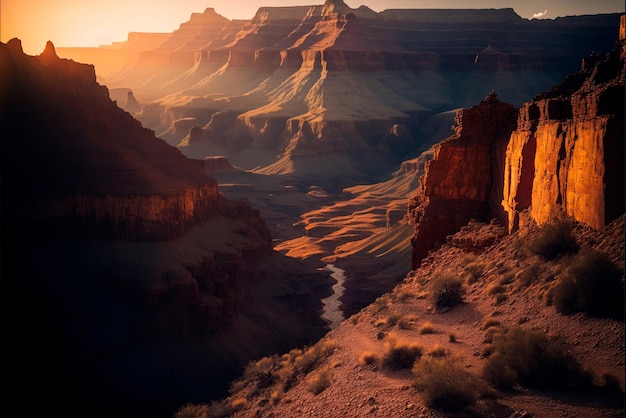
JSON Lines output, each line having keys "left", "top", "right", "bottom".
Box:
{"left": 40, "top": 40, "right": 58, "bottom": 59}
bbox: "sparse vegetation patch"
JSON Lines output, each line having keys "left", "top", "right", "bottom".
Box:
{"left": 413, "top": 356, "right": 482, "bottom": 412}
{"left": 429, "top": 272, "right": 465, "bottom": 312}
{"left": 551, "top": 250, "right": 624, "bottom": 316}
{"left": 527, "top": 220, "right": 579, "bottom": 260}
{"left": 382, "top": 333, "right": 424, "bottom": 370}
{"left": 482, "top": 327, "right": 587, "bottom": 390}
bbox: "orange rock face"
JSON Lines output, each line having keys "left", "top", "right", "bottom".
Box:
{"left": 409, "top": 93, "right": 517, "bottom": 268}
{"left": 503, "top": 42, "right": 625, "bottom": 231}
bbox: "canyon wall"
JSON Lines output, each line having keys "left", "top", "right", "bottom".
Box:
{"left": 56, "top": 1, "right": 621, "bottom": 177}
{"left": 1, "top": 39, "right": 327, "bottom": 417}
{"left": 409, "top": 28, "right": 625, "bottom": 268}
{"left": 502, "top": 41, "right": 625, "bottom": 231}
{"left": 408, "top": 92, "right": 517, "bottom": 268}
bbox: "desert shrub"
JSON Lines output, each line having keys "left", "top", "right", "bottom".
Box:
{"left": 481, "top": 317, "right": 501, "bottom": 330}
{"left": 243, "top": 355, "right": 281, "bottom": 389}
{"left": 174, "top": 403, "right": 213, "bottom": 418}
{"left": 398, "top": 314, "right": 419, "bottom": 330}
{"left": 360, "top": 351, "right": 379, "bottom": 365}
{"left": 308, "top": 366, "right": 333, "bottom": 395}
{"left": 447, "top": 333, "right": 457, "bottom": 343}
{"left": 385, "top": 313, "right": 402, "bottom": 327}
{"left": 429, "top": 272, "right": 465, "bottom": 311}
{"left": 382, "top": 333, "right": 424, "bottom": 370}
{"left": 371, "top": 295, "right": 389, "bottom": 312}
{"left": 230, "top": 398, "right": 247, "bottom": 411}
{"left": 394, "top": 289, "right": 415, "bottom": 302}
{"left": 551, "top": 250, "right": 624, "bottom": 316}
{"left": 413, "top": 356, "right": 480, "bottom": 412}
{"left": 464, "top": 262, "right": 486, "bottom": 284}
{"left": 527, "top": 220, "right": 579, "bottom": 260}
{"left": 494, "top": 293, "right": 508, "bottom": 305}
{"left": 270, "top": 389, "right": 282, "bottom": 405}
{"left": 427, "top": 344, "right": 449, "bottom": 358}
{"left": 482, "top": 327, "right": 586, "bottom": 390}
{"left": 419, "top": 320, "right": 435, "bottom": 334}
{"left": 295, "top": 340, "right": 338, "bottom": 374}
{"left": 482, "top": 325, "right": 502, "bottom": 344}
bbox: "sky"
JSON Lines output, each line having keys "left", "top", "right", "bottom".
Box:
{"left": 2, "top": 0, "right": 624, "bottom": 55}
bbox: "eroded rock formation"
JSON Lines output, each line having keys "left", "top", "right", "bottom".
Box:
{"left": 410, "top": 27, "right": 624, "bottom": 268}
{"left": 56, "top": 2, "right": 621, "bottom": 178}
{"left": 408, "top": 92, "right": 517, "bottom": 268}
{"left": 502, "top": 40, "right": 625, "bottom": 231}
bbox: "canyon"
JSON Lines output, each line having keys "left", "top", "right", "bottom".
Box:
{"left": 1, "top": 38, "right": 331, "bottom": 417}
{"left": 57, "top": 1, "right": 621, "bottom": 181}
{"left": 1, "top": 2, "right": 624, "bottom": 417}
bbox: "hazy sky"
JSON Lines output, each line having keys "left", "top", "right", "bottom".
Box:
{"left": 2, "top": 0, "right": 624, "bottom": 55}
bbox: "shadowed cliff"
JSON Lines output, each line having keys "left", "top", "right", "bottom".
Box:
{"left": 0, "top": 39, "right": 331, "bottom": 418}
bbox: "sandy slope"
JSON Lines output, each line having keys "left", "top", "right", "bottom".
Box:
{"left": 199, "top": 215, "right": 625, "bottom": 418}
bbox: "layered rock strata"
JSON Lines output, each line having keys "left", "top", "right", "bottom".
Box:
{"left": 502, "top": 39, "right": 625, "bottom": 231}
{"left": 56, "top": 2, "right": 621, "bottom": 176}
{"left": 410, "top": 30, "right": 624, "bottom": 268}
{"left": 408, "top": 92, "right": 517, "bottom": 268}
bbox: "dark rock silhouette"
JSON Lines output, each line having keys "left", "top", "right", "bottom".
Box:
{"left": 0, "top": 39, "right": 329, "bottom": 418}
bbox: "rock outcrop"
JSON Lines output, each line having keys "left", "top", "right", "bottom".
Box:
{"left": 502, "top": 39, "right": 625, "bottom": 231}
{"left": 408, "top": 92, "right": 517, "bottom": 268}
{"left": 409, "top": 25, "right": 625, "bottom": 268}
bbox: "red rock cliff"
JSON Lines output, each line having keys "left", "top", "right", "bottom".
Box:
{"left": 502, "top": 38, "right": 625, "bottom": 231}
{"left": 408, "top": 92, "right": 517, "bottom": 268}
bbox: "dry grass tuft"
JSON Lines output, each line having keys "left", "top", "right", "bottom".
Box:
{"left": 360, "top": 351, "right": 379, "bottom": 365}
{"left": 382, "top": 333, "right": 424, "bottom": 370}
{"left": 308, "top": 366, "right": 333, "bottom": 395}
{"left": 419, "top": 321, "right": 435, "bottom": 334}
{"left": 413, "top": 356, "right": 482, "bottom": 412}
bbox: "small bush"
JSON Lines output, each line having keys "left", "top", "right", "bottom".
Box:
{"left": 464, "top": 262, "right": 486, "bottom": 284}
{"left": 413, "top": 356, "right": 480, "bottom": 412}
{"left": 429, "top": 272, "right": 465, "bottom": 311}
{"left": 371, "top": 295, "right": 389, "bottom": 313}
{"left": 308, "top": 367, "right": 333, "bottom": 395}
{"left": 527, "top": 220, "right": 579, "bottom": 260}
{"left": 243, "top": 355, "right": 281, "bottom": 389}
{"left": 481, "top": 317, "right": 501, "bottom": 330}
{"left": 447, "top": 333, "right": 457, "bottom": 343}
{"left": 395, "top": 289, "right": 415, "bottom": 302}
{"left": 499, "top": 272, "right": 515, "bottom": 285}
{"left": 419, "top": 321, "right": 435, "bottom": 334}
{"left": 482, "top": 327, "right": 586, "bottom": 390}
{"left": 385, "top": 313, "right": 402, "bottom": 327}
{"left": 230, "top": 398, "right": 247, "bottom": 411}
{"left": 360, "top": 351, "right": 379, "bottom": 365}
{"left": 382, "top": 333, "right": 423, "bottom": 370}
{"left": 551, "top": 250, "right": 624, "bottom": 316}
{"left": 427, "top": 344, "right": 449, "bottom": 358}
{"left": 494, "top": 293, "right": 508, "bottom": 305}
{"left": 398, "top": 314, "right": 419, "bottom": 330}
{"left": 295, "top": 340, "right": 338, "bottom": 374}
{"left": 174, "top": 403, "right": 212, "bottom": 418}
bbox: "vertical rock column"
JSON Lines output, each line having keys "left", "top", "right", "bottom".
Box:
{"left": 409, "top": 92, "right": 517, "bottom": 268}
